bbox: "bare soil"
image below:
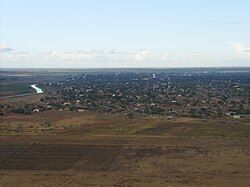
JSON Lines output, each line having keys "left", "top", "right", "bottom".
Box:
{"left": 0, "top": 111, "right": 249, "bottom": 186}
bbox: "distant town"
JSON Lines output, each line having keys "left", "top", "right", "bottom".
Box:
{"left": 1, "top": 70, "right": 249, "bottom": 120}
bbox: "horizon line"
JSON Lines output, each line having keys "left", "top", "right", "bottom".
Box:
{"left": 1, "top": 66, "right": 250, "bottom": 70}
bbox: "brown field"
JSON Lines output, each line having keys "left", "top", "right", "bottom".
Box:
{"left": 0, "top": 144, "right": 121, "bottom": 171}
{"left": 0, "top": 108, "right": 249, "bottom": 186}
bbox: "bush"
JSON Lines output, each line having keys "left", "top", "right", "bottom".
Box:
{"left": 11, "top": 107, "right": 25, "bottom": 114}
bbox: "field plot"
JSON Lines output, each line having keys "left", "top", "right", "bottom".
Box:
{"left": 0, "top": 140, "right": 249, "bottom": 186}
{"left": 0, "top": 144, "right": 30, "bottom": 162}
{"left": 0, "top": 83, "right": 34, "bottom": 97}
{"left": 109, "top": 145, "right": 250, "bottom": 181}
{"left": 0, "top": 144, "right": 122, "bottom": 171}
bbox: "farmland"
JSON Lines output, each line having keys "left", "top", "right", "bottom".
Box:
{"left": 0, "top": 83, "right": 35, "bottom": 97}
{"left": 0, "top": 109, "right": 249, "bottom": 186}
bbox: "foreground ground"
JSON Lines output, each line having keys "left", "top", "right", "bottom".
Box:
{"left": 0, "top": 107, "right": 249, "bottom": 186}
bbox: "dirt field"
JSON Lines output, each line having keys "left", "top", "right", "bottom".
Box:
{"left": 0, "top": 144, "right": 121, "bottom": 171}
{"left": 0, "top": 110, "right": 249, "bottom": 186}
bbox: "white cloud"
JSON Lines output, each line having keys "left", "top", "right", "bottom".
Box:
{"left": 188, "top": 51, "right": 200, "bottom": 61}
{"left": 134, "top": 49, "right": 152, "bottom": 61}
{"left": 0, "top": 44, "right": 13, "bottom": 52}
{"left": 0, "top": 43, "right": 172, "bottom": 65}
{"left": 229, "top": 42, "right": 250, "bottom": 58}
{"left": 36, "top": 49, "right": 171, "bottom": 63}
{"left": 134, "top": 49, "right": 171, "bottom": 62}
{"left": 43, "top": 49, "right": 58, "bottom": 56}
{"left": 0, "top": 51, "right": 30, "bottom": 62}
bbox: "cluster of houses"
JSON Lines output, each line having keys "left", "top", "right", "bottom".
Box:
{"left": 1, "top": 71, "right": 249, "bottom": 119}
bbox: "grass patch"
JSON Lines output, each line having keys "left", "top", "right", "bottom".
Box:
{"left": 0, "top": 83, "right": 34, "bottom": 96}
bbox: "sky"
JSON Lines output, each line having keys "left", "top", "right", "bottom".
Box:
{"left": 0, "top": 0, "right": 250, "bottom": 68}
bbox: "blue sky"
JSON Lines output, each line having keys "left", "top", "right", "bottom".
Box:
{"left": 0, "top": 0, "right": 250, "bottom": 68}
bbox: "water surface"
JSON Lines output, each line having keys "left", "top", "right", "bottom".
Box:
{"left": 31, "top": 84, "right": 43, "bottom": 93}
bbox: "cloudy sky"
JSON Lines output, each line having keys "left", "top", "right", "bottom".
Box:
{"left": 0, "top": 0, "right": 250, "bottom": 68}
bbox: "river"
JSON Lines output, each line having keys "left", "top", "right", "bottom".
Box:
{"left": 31, "top": 84, "right": 43, "bottom": 93}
